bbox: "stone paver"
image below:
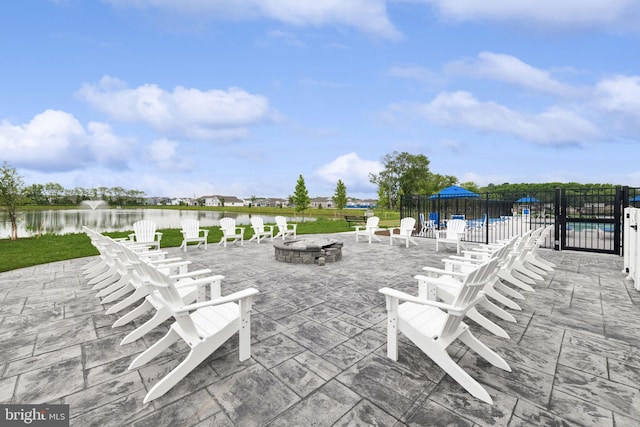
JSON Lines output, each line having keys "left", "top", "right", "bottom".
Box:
{"left": 1, "top": 231, "right": 638, "bottom": 426}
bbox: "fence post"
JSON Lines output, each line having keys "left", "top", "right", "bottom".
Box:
{"left": 554, "top": 188, "right": 562, "bottom": 251}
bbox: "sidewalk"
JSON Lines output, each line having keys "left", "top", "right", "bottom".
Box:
{"left": 1, "top": 232, "right": 639, "bottom": 426}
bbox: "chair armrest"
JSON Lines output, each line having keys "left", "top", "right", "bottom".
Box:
{"left": 421, "top": 266, "right": 469, "bottom": 278}
{"left": 128, "top": 233, "right": 136, "bottom": 240}
{"left": 155, "top": 232, "right": 163, "bottom": 240}
{"left": 170, "top": 268, "right": 213, "bottom": 280}
{"left": 173, "top": 274, "right": 224, "bottom": 289}
{"left": 176, "top": 287, "right": 259, "bottom": 313}
{"left": 149, "top": 259, "right": 189, "bottom": 267}
{"left": 379, "top": 287, "right": 464, "bottom": 316}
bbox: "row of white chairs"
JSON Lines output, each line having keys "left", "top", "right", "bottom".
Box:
{"left": 82, "top": 227, "right": 259, "bottom": 403}
{"left": 379, "top": 225, "right": 555, "bottom": 404}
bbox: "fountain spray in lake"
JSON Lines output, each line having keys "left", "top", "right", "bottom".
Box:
{"left": 80, "top": 200, "right": 108, "bottom": 210}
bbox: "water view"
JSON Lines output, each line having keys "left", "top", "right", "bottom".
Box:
{"left": 0, "top": 208, "right": 303, "bottom": 239}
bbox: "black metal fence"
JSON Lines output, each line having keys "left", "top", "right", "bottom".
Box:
{"left": 401, "top": 186, "right": 640, "bottom": 255}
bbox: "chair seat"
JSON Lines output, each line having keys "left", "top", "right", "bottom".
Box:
{"left": 179, "top": 302, "right": 239, "bottom": 339}
{"left": 398, "top": 302, "right": 446, "bottom": 339}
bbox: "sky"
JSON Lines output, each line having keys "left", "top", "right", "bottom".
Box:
{"left": 1, "top": 1, "right": 640, "bottom": 200}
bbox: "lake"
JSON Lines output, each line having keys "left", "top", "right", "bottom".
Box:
{"left": 0, "top": 208, "right": 304, "bottom": 239}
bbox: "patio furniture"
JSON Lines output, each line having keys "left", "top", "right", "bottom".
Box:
{"left": 389, "top": 217, "right": 418, "bottom": 248}
{"left": 379, "top": 259, "right": 511, "bottom": 404}
{"left": 128, "top": 261, "right": 258, "bottom": 403}
{"left": 179, "top": 219, "right": 209, "bottom": 251}
{"left": 435, "top": 218, "right": 466, "bottom": 254}
{"left": 219, "top": 217, "right": 245, "bottom": 247}
{"left": 355, "top": 216, "right": 382, "bottom": 243}
{"left": 129, "top": 220, "right": 163, "bottom": 250}
{"left": 274, "top": 215, "right": 297, "bottom": 240}
{"left": 248, "top": 217, "right": 274, "bottom": 244}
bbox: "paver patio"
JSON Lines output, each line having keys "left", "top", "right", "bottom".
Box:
{"left": 1, "top": 231, "right": 639, "bottom": 426}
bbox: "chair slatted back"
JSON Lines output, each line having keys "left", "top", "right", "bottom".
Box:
{"left": 133, "top": 220, "right": 158, "bottom": 242}
{"left": 440, "top": 259, "right": 497, "bottom": 338}
{"left": 138, "top": 261, "right": 201, "bottom": 342}
{"left": 181, "top": 219, "right": 200, "bottom": 238}
{"left": 275, "top": 216, "right": 288, "bottom": 230}
{"left": 365, "top": 216, "right": 380, "bottom": 231}
{"left": 399, "top": 217, "right": 416, "bottom": 236}
{"left": 250, "top": 217, "right": 265, "bottom": 233}
{"left": 445, "top": 219, "right": 466, "bottom": 239}
{"left": 220, "top": 217, "right": 236, "bottom": 234}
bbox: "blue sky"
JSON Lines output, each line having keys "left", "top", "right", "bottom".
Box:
{"left": 2, "top": 1, "right": 640, "bottom": 200}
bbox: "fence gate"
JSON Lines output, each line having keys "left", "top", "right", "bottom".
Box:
{"left": 554, "top": 187, "right": 623, "bottom": 255}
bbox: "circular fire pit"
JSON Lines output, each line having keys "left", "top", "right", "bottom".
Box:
{"left": 274, "top": 238, "right": 343, "bottom": 264}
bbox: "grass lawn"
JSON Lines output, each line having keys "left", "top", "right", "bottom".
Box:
{"left": 0, "top": 214, "right": 400, "bottom": 272}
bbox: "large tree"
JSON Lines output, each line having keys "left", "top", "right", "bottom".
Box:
{"left": 369, "top": 151, "right": 439, "bottom": 209}
{"left": 332, "top": 179, "right": 348, "bottom": 211}
{"left": 0, "top": 162, "right": 25, "bottom": 240}
{"left": 292, "top": 174, "right": 310, "bottom": 218}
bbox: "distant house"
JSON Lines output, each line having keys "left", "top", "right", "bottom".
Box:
{"left": 246, "top": 197, "right": 290, "bottom": 208}
{"left": 169, "top": 197, "right": 197, "bottom": 206}
{"left": 310, "top": 197, "right": 334, "bottom": 209}
{"left": 346, "top": 199, "right": 377, "bottom": 209}
{"left": 201, "top": 195, "right": 245, "bottom": 207}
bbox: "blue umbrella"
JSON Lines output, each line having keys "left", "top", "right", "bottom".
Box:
{"left": 429, "top": 185, "right": 479, "bottom": 199}
{"left": 516, "top": 196, "right": 539, "bottom": 203}
{"left": 630, "top": 195, "right": 640, "bottom": 202}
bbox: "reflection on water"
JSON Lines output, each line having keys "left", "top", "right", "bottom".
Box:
{"left": 0, "top": 209, "right": 305, "bottom": 239}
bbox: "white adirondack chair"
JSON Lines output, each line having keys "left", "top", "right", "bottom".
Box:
{"left": 179, "top": 219, "right": 209, "bottom": 251}
{"left": 355, "top": 216, "right": 382, "bottom": 243}
{"left": 114, "top": 252, "right": 223, "bottom": 346}
{"left": 423, "top": 247, "right": 518, "bottom": 338}
{"left": 128, "top": 261, "right": 259, "bottom": 403}
{"left": 435, "top": 219, "right": 466, "bottom": 254}
{"left": 379, "top": 259, "right": 511, "bottom": 404}
{"left": 103, "top": 242, "right": 210, "bottom": 316}
{"left": 248, "top": 217, "right": 274, "bottom": 244}
{"left": 418, "top": 213, "right": 436, "bottom": 237}
{"left": 389, "top": 217, "right": 417, "bottom": 248}
{"left": 129, "top": 220, "right": 162, "bottom": 250}
{"left": 219, "top": 217, "right": 245, "bottom": 247}
{"left": 274, "top": 215, "right": 297, "bottom": 240}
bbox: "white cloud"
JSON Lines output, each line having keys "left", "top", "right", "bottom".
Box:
{"left": 315, "top": 152, "right": 382, "bottom": 192}
{"left": 386, "top": 66, "right": 444, "bottom": 86}
{"left": 408, "top": 91, "right": 599, "bottom": 145}
{"left": 75, "top": 76, "right": 275, "bottom": 141}
{"left": 445, "top": 52, "right": 577, "bottom": 96}
{"left": 105, "top": 0, "right": 402, "bottom": 40}
{"left": 594, "top": 75, "right": 640, "bottom": 115}
{"left": 412, "top": 0, "right": 640, "bottom": 31}
{"left": 0, "top": 110, "right": 131, "bottom": 171}
{"left": 144, "top": 138, "right": 192, "bottom": 171}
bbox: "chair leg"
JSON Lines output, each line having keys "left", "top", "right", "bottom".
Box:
{"left": 458, "top": 328, "right": 511, "bottom": 372}
{"left": 498, "top": 271, "right": 535, "bottom": 292}
{"left": 101, "top": 283, "right": 134, "bottom": 304}
{"left": 95, "top": 274, "right": 130, "bottom": 298}
{"left": 465, "top": 307, "right": 510, "bottom": 339}
{"left": 105, "top": 286, "right": 148, "bottom": 314}
{"left": 112, "top": 299, "right": 153, "bottom": 327}
{"left": 478, "top": 298, "right": 516, "bottom": 323}
{"left": 120, "top": 307, "right": 170, "bottom": 345}
{"left": 485, "top": 288, "right": 522, "bottom": 311}
{"left": 420, "top": 340, "right": 494, "bottom": 404}
{"left": 493, "top": 281, "right": 525, "bottom": 301}
{"left": 142, "top": 344, "right": 212, "bottom": 403}
{"left": 129, "top": 328, "right": 180, "bottom": 370}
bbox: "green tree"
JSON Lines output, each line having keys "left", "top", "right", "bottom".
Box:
{"left": 292, "top": 174, "right": 310, "bottom": 219}
{"left": 332, "top": 179, "right": 348, "bottom": 211}
{"left": 0, "top": 162, "right": 25, "bottom": 240}
{"left": 369, "top": 151, "right": 436, "bottom": 209}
